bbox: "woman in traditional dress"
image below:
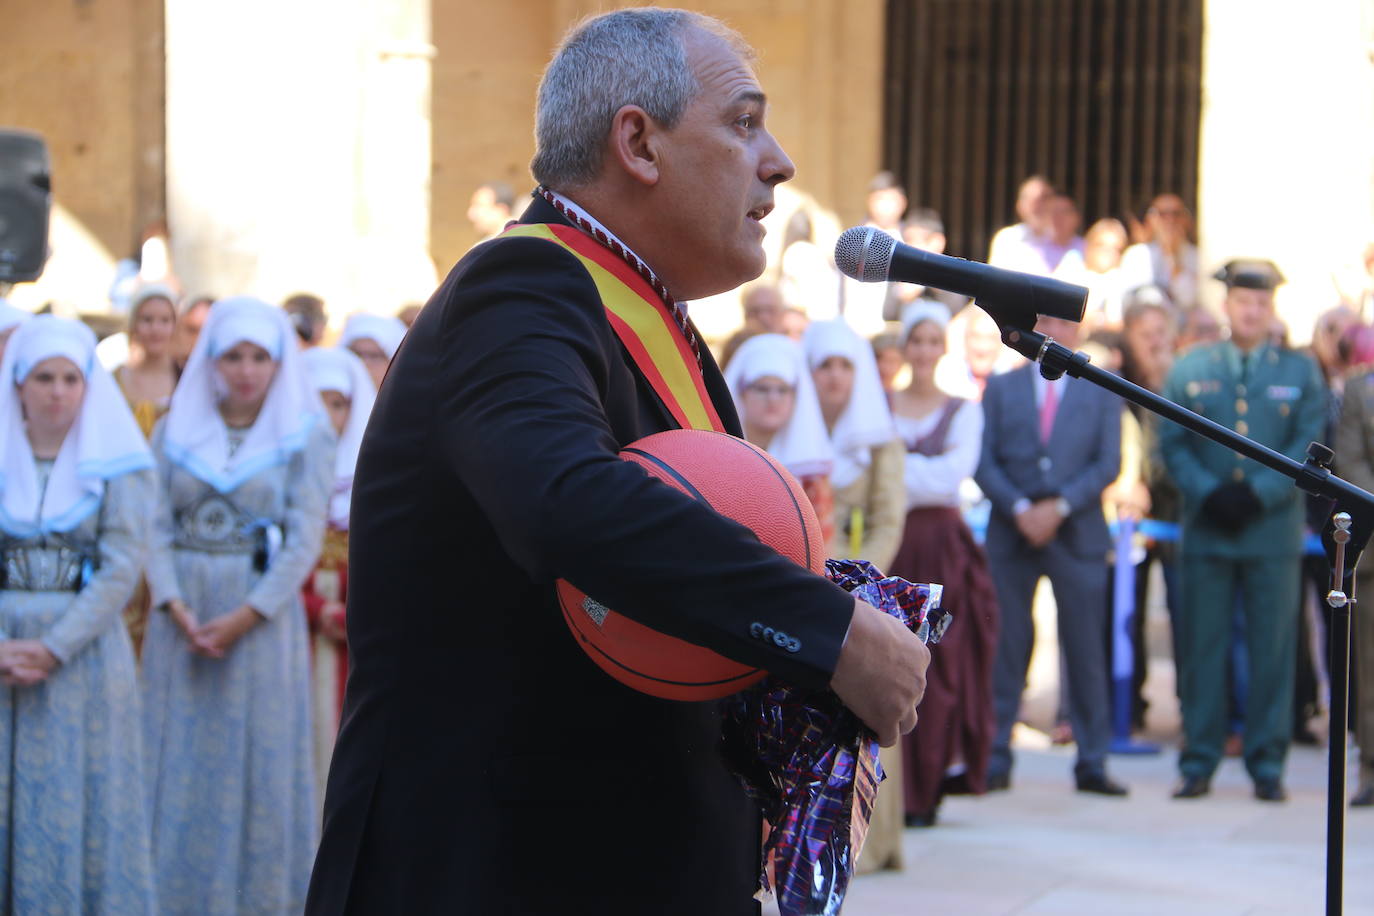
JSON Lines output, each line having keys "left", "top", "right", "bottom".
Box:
{"left": 890, "top": 301, "right": 1000, "bottom": 827}
{"left": 300, "top": 346, "right": 375, "bottom": 798}
{"left": 804, "top": 319, "right": 905, "bottom": 570}
{"left": 803, "top": 317, "right": 908, "bottom": 871}
{"left": 142, "top": 297, "right": 334, "bottom": 915}
{"left": 339, "top": 312, "right": 408, "bottom": 390}
{"left": 0, "top": 316, "right": 158, "bottom": 913}
{"left": 723, "top": 332, "right": 835, "bottom": 542}
{"left": 116, "top": 284, "right": 181, "bottom": 656}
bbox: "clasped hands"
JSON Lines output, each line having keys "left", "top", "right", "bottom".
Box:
{"left": 0, "top": 640, "right": 59, "bottom": 687}
{"left": 1201, "top": 481, "right": 1262, "bottom": 534}
{"left": 319, "top": 601, "right": 347, "bottom": 643}
{"left": 1015, "top": 498, "right": 1067, "bottom": 548}
{"left": 165, "top": 599, "right": 264, "bottom": 658}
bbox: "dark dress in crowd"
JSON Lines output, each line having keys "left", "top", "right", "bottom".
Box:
{"left": 306, "top": 197, "right": 857, "bottom": 915}
{"left": 891, "top": 398, "right": 999, "bottom": 818}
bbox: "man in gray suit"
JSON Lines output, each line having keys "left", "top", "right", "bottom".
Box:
{"left": 975, "top": 314, "right": 1127, "bottom": 795}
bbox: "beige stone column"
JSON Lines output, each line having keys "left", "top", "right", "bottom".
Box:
{"left": 165, "top": 0, "right": 435, "bottom": 317}
{"left": 1196, "top": 0, "right": 1374, "bottom": 338}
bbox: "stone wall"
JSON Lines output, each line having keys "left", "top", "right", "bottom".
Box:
{"left": 0, "top": 0, "right": 164, "bottom": 310}
{"left": 429, "top": 0, "right": 887, "bottom": 273}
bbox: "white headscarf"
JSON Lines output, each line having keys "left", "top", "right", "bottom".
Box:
{"left": 162, "top": 296, "right": 324, "bottom": 493}
{"left": 0, "top": 299, "right": 31, "bottom": 336}
{"left": 340, "top": 313, "right": 408, "bottom": 360}
{"left": 303, "top": 347, "right": 375, "bottom": 529}
{"left": 129, "top": 283, "right": 179, "bottom": 321}
{"left": 802, "top": 319, "right": 896, "bottom": 489}
{"left": 0, "top": 316, "right": 153, "bottom": 535}
{"left": 899, "top": 299, "right": 952, "bottom": 344}
{"left": 724, "top": 333, "right": 834, "bottom": 479}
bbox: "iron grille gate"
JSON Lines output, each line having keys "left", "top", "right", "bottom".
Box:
{"left": 883, "top": 0, "right": 1203, "bottom": 260}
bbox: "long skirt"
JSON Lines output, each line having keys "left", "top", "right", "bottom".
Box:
{"left": 0, "top": 591, "right": 157, "bottom": 914}
{"left": 892, "top": 506, "right": 1000, "bottom": 816}
{"left": 141, "top": 551, "right": 317, "bottom": 916}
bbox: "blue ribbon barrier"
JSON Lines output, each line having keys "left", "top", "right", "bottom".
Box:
{"left": 1112, "top": 518, "right": 1324, "bottom": 555}
{"left": 962, "top": 504, "right": 1318, "bottom": 755}
{"left": 965, "top": 510, "right": 1322, "bottom": 554}
{"left": 1109, "top": 517, "right": 1161, "bottom": 754}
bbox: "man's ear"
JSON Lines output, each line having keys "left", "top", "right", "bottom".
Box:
{"left": 607, "top": 105, "right": 660, "bottom": 187}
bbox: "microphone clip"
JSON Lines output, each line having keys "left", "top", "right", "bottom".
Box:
{"left": 999, "top": 326, "right": 1092, "bottom": 382}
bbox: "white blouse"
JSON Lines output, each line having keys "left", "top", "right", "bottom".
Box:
{"left": 893, "top": 399, "right": 984, "bottom": 510}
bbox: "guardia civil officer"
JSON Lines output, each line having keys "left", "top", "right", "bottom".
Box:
{"left": 1160, "top": 260, "right": 1324, "bottom": 801}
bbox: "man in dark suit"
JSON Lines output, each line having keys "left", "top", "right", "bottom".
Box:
{"left": 306, "top": 9, "right": 930, "bottom": 915}
{"left": 975, "top": 314, "right": 1127, "bottom": 795}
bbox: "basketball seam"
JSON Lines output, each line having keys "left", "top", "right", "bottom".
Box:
{"left": 620, "top": 447, "right": 713, "bottom": 506}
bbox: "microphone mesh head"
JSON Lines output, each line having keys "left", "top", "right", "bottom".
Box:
{"left": 834, "top": 226, "right": 896, "bottom": 282}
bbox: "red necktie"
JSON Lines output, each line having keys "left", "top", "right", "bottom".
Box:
{"left": 1040, "top": 380, "right": 1059, "bottom": 444}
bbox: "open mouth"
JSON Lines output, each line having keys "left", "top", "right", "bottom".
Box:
{"left": 747, "top": 204, "right": 773, "bottom": 222}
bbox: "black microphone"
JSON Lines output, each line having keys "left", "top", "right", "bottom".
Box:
{"left": 833, "top": 226, "right": 1087, "bottom": 325}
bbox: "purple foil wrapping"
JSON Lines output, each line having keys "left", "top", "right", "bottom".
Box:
{"left": 720, "top": 559, "right": 949, "bottom": 916}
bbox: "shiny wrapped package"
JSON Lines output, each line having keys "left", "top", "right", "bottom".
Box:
{"left": 720, "top": 559, "right": 948, "bottom": 916}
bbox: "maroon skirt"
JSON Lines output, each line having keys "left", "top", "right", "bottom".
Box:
{"left": 891, "top": 506, "right": 1000, "bottom": 815}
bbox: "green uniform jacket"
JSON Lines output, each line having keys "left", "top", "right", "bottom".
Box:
{"left": 1159, "top": 341, "right": 1325, "bottom": 557}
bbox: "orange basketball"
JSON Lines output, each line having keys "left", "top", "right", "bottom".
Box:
{"left": 557, "top": 429, "right": 826, "bottom": 701}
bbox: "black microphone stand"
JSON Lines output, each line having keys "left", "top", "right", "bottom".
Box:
{"left": 995, "top": 320, "right": 1370, "bottom": 916}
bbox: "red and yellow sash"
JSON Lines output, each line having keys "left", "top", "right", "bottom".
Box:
{"left": 502, "top": 222, "right": 726, "bottom": 433}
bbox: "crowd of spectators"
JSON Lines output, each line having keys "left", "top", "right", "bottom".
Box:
{"left": 2, "top": 166, "right": 1373, "bottom": 906}
{"left": 714, "top": 171, "right": 1374, "bottom": 867}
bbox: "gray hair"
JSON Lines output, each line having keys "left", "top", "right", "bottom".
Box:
{"left": 531, "top": 8, "right": 752, "bottom": 189}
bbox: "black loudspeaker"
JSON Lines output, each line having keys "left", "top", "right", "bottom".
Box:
{"left": 0, "top": 129, "right": 51, "bottom": 284}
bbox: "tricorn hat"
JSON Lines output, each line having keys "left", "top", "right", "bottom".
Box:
{"left": 1213, "top": 259, "right": 1284, "bottom": 291}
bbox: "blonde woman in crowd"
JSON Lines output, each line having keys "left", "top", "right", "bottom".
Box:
{"left": 724, "top": 332, "right": 835, "bottom": 543}
{"left": 0, "top": 316, "right": 158, "bottom": 913}
{"left": 117, "top": 284, "right": 181, "bottom": 436}
{"left": 339, "top": 312, "right": 408, "bottom": 390}
{"left": 142, "top": 298, "right": 335, "bottom": 914}
{"left": 301, "top": 346, "right": 376, "bottom": 799}
{"left": 889, "top": 301, "right": 1000, "bottom": 826}
{"left": 803, "top": 317, "right": 907, "bottom": 871}
{"left": 116, "top": 283, "right": 182, "bottom": 656}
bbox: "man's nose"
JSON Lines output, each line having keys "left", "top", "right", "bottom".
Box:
{"left": 760, "top": 131, "right": 796, "bottom": 187}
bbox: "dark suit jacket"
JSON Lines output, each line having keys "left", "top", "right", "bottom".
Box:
{"left": 975, "top": 364, "right": 1122, "bottom": 559}
{"left": 306, "top": 197, "right": 856, "bottom": 915}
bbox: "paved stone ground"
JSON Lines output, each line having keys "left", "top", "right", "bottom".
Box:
{"left": 817, "top": 574, "right": 1373, "bottom": 914}
{"left": 840, "top": 743, "right": 1374, "bottom": 915}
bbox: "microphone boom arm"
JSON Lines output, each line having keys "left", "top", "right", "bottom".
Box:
{"left": 1002, "top": 322, "right": 1370, "bottom": 916}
